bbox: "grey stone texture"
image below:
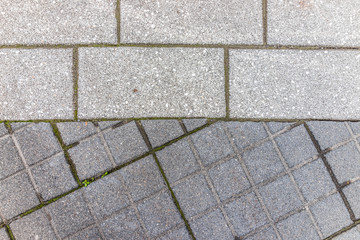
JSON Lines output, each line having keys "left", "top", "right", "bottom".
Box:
{"left": 120, "top": 0, "right": 262, "bottom": 44}
{"left": 226, "top": 122, "right": 268, "bottom": 150}
{"left": 277, "top": 211, "right": 320, "bottom": 240}
{"left": 311, "top": 193, "right": 352, "bottom": 237}
{"left": 0, "top": 49, "right": 73, "bottom": 120}
{"left": 266, "top": 122, "right": 293, "bottom": 134}
{"left": 97, "top": 121, "right": 121, "bottom": 130}
{"left": 230, "top": 50, "right": 360, "bottom": 119}
{"left": 100, "top": 208, "right": 146, "bottom": 240}
{"left": 158, "top": 227, "right": 191, "bottom": 240}
{"left": 0, "top": 228, "right": 8, "bottom": 240}
{"left": 349, "top": 122, "right": 360, "bottom": 135}
{"left": 156, "top": 138, "right": 200, "bottom": 183}
{"left": 268, "top": 0, "right": 360, "bottom": 46}
{"left": 120, "top": 155, "right": 165, "bottom": 201}
{"left": 259, "top": 175, "right": 302, "bottom": 220}
{"left": 182, "top": 119, "right": 207, "bottom": 132}
{"left": 0, "top": 136, "right": 23, "bottom": 180}
{"left": 69, "top": 136, "right": 113, "bottom": 180}
{"left": 10, "top": 209, "right": 57, "bottom": 240}
{"left": 334, "top": 227, "right": 360, "bottom": 240}
{"left": 137, "top": 191, "right": 182, "bottom": 237}
{"left": 244, "top": 227, "right": 278, "bottom": 240}
{"left": 190, "top": 209, "right": 233, "bottom": 240}
{"left": 56, "top": 122, "right": 97, "bottom": 145}
{"left": 191, "top": 122, "right": 233, "bottom": 166}
{"left": 15, "top": 123, "right": 62, "bottom": 165}
{"left": 78, "top": 47, "right": 225, "bottom": 118}
{"left": 0, "top": 0, "right": 117, "bottom": 45}
{"left": 46, "top": 191, "right": 94, "bottom": 238}
{"left": 224, "top": 192, "right": 268, "bottom": 236}
{"left": 242, "top": 141, "right": 284, "bottom": 184}
{"left": 326, "top": 142, "right": 360, "bottom": 183}
{"left": 0, "top": 123, "right": 8, "bottom": 137}
{"left": 103, "top": 121, "right": 148, "bottom": 165}
{"left": 208, "top": 158, "right": 250, "bottom": 201}
{"left": 0, "top": 172, "right": 39, "bottom": 219}
{"left": 293, "top": 159, "right": 335, "bottom": 202}
{"left": 275, "top": 125, "right": 317, "bottom": 167}
{"left": 10, "top": 122, "right": 31, "bottom": 131}
{"left": 343, "top": 181, "right": 360, "bottom": 218}
{"left": 173, "top": 174, "right": 216, "bottom": 218}
{"left": 142, "top": 120, "right": 184, "bottom": 147}
{"left": 31, "top": 154, "right": 78, "bottom": 200}
{"left": 307, "top": 121, "right": 351, "bottom": 149}
{"left": 83, "top": 171, "right": 129, "bottom": 220}
{"left": 68, "top": 226, "right": 103, "bottom": 240}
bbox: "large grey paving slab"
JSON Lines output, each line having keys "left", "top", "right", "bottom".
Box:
{"left": 0, "top": 0, "right": 117, "bottom": 45}
{"left": 0, "top": 49, "right": 73, "bottom": 120}
{"left": 120, "top": 0, "right": 262, "bottom": 44}
{"left": 268, "top": 0, "right": 360, "bottom": 46}
{"left": 229, "top": 50, "right": 360, "bottom": 119}
{"left": 78, "top": 47, "right": 225, "bottom": 118}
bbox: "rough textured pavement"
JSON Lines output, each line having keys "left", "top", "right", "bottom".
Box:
{"left": 1, "top": 1, "right": 360, "bottom": 240}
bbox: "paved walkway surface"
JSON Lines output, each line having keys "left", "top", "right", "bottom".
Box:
{"left": 1, "top": 1, "right": 360, "bottom": 240}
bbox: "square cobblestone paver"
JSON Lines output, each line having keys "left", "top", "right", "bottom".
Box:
{"left": 182, "top": 119, "right": 207, "bottom": 132}
{"left": 56, "top": 122, "right": 97, "bottom": 145}
{"left": 120, "top": 0, "right": 262, "bottom": 44}
{"left": 334, "top": 227, "right": 360, "bottom": 240}
{"left": 266, "top": 122, "right": 293, "bottom": 134}
{"left": 0, "top": 136, "right": 23, "bottom": 180}
{"left": 242, "top": 141, "right": 284, "bottom": 184}
{"left": 156, "top": 137, "right": 200, "bottom": 183}
{"left": 120, "top": 155, "right": 165, "bottom": 202}
{"left": 310, "top": 193, "right": 352, "bottom": 237}
{"left": 78, "top": 47, "right": 225, "bottom": 118}
{"left": 0, "top": 49, "right": 73, "bottom": 120}
{"left": 0, "top": 0, "right": 117, "bottom": 45}
{"left": 69, "top": 136, "right": 113, "bottom": 180}
{"left": 277, "top": 211, "right": 320, "bottom": 240}
{"left": 259, "top": 175, "right": 302, "bottom": 220}
{"left": 244, "top": 227, "right": 277, "bottom": 240}
{"left": 230, "top": 50, "right": 360, "bottom": 119}
{"left": 68, "top": 226, "right": 103, "bottom": 240}
{"left": 158, "top": 227, "right": 191, "bottom": 240}
{"left": 275, "top": 125, "right": 318, "bottom": 167}
{"left": 46, "top": 191, "right": 94, "bottom": 239}
{"left": 226, "top": 122, "right": 268, "bottom": 150}
{"left": 224, "top": 192, "right": 268, "bottom": 236}
{"left": 343, "top": 180, "right": 360, "bottom": 219}
{"left": 191, "top": 122, "right": 233, "bottom": 166}
{"left": 0, "top": 172, "right": 39, "bottom": 219}
{"left": 104, "top": 121, "right": 148, "bottom": 165}
{"left": 190, "top": 209, "right": 233, "bottom": 240}
{"left": 325, "top": 142, "right": 360, "bottom": 183}
{"left": 15, "top": 123, "right": 62, "bottom": 165}
{"left": 137, "top": 191, "right": 182, "bottom": 237}
{"left": 31, "top": 153, "right": 78, "bottom": 201}
{"left": 268, "top": 0, "right": 360, "bottom": 46}
{"left": 100, "top": 208, "right": 146, "bottom": 240}
{"left": 83, "top": 171, "right": 129, "bottom": 220}
{"left": 142, "top": 120, "right": 184, "bottom": 147}
{"left": 10, "top": 209, "right": 57, "bottom": 240}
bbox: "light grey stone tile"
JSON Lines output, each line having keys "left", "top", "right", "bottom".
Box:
{"left": 0, "top": 0, "right": 117, "bottom": 44}
{"left": 121, "top": 0, "right": 262, "bottom": 44}
{"left": 0, "top": 136, "right": 24, "bottom": 180}
{"left": 78, "top": 47, "right": 225, "bottom": 118}
{"left": 0, "top": 49, "right": 73, "bottom": 120}
{"left": 229, "top": 50, "right": 360, "bottom": 119}
{"left": 56, "top": 122, "right": 97, "bottom": 145}
{"left": 343, "top": 181, "right": 360, "bottom": 219}
{"left": 142, "top": 120, "right": 183, "bottom": 147}
{"left": 268, "top": 0, "right": 360, "bottom": 46}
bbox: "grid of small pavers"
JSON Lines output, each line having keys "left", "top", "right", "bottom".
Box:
{"left": 0, "top": 119, "right": 360, "bottom": 239}
{"left": 1, "top": 1, "right": 360, "bottom": 121}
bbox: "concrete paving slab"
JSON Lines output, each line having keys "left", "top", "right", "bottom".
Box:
{"left": 68, "top": 226, "right": 103, "bottom": 240}
{"left": 182, "top": 119, "right": 207, "bottom": 132}
{"left": 142, "top": 120, "right": 184, "bottom": 147}
{"left": 0, "top": 49, "right": 73, "bottom": 120}
{"left": 78, "top": 47, "right": 225, "bottom": 118}
{"left": 244, "top": 227, "right": 277, "bottom": 240}
{"left": 120, "top": 0, "right": 262, "bottom": 44}
{"left": 158, "top": 227, "right": 191, "bottom": 240}
{"left": 57, "top": 122, "right": 97, "bottom": 145}
{"left": 268, "top": 0, "right": 360, "bottom": 46}
{"left": 0, "top": 136, "right": 24, "bottom": 180}
{"left": 0, "top": 123, "right": 8, "bottom": 137}
{"left": 230, "top": 50, "right": 360, "bottom": 119}
{"left": 334, "top": 227, "right": 360, "bottom": 240}
{"left": 0, "top": 0, "right": 117, "bottom": 45}
{"left": 343, "top": 180, "right": 360, "bottom": 219}
{"left": 0, "top": 228, "right": 9, "bottom": 240}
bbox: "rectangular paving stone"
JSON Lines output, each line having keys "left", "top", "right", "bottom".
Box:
{"left": 268, "top": 0, "right": 360, "bottom": 46}
{"left": 78, "top": 47, "right": 225, "bottom": 118}
{"left": 0, "top": 49, "right": 73, "bottom": 120}
{"left": 0, "top": 0, "right": 117, "bottom": 45}
{"left": 142, "top": 120, "right": 184, "bottom": 148}
{"left": 120, "top": 0, "right": 262, "bottom": 44}
{"left": 0, "top": 136, "right": 24, "bottom": 180}
{"left": 56, "top": 122, "right": 97, "bottom": 145}
{"left": 226, "top": 122, "right": 268, "bottom": 150}
{"left": 10, "top": 209, "right": 57, "bottom": 240}
{"left": 182, "top": 119, "right": 207, "bottom": 132}
{"left": 230, "top": 50, "right": 360, "bottom": 119}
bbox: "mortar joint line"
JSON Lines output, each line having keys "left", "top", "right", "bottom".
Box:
{"left": 186, "top": 136, "right": 237, "bottom": 237}
{"left": 43, "top": 207, "right": 62, "bottom": 240}
{"left": 221, "top": 121, "right": 282, "bottom": 239}
{"left": 116, "top": 0, "right": 121, "bottom": 44}
{"left": 262, "top": 0, "right": 268, "bottom": 45}
{"left": 224, "top": 47, "right": 230, "bottom": 119}
{"left": 262, "top": 122, "right": 324, "bottom": 239}
{"left": 72, "top": 47, "right": 79, "bottom": 121}
{"left": 178, "top": 119, "right": 188, "bottom": 134}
